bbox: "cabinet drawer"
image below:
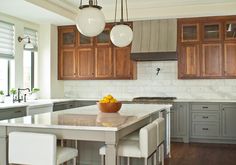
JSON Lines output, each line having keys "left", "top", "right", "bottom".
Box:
{"left": 191, "top": 104, "right": 219, "bottom": 111}
{"left": 192, "top": 112, "right": 219, "bottom": 122}
{"left": 192, "top": 122, "right": 219, "bottom": 137}
{"left": 0, "top": 107, "right": 26, "bottom": 120}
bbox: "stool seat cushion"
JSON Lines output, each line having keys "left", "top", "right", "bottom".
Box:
{"left": 99, "top": 140, "right": 141, "bottom": 158}
{"left": 122, "top": 130, "right": 139, "bottom": 141}
{"left": 57, "top": 147, "right": 78, "bottom": 164}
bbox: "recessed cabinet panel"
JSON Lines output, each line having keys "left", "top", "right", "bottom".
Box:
{"left": 114, "top": 47, "right": 135, "bottom": 79}
{"left": 202, "top": 44, "right": 222, "bottom": 77}
{"left": 95, "top": 46, "right": 113, "bottom": 78}
{"left": 59, "top": 27, "right": 76, "bottom": 48}
{"left": 96, "top": 29, "right": 110, "bottom": 45}
{"left": 203, "top": 23, "right": 221, "bottom": 41}
{"left": 59, "top": 49, "right": 76, "bottom": 79}
{"left": 78, "top": 34, "right": 93, "bottom": 47}
{"left": 224, "top": 43, "right": 236, "bottom": 76}
{"left": 225, "top": 22, "right": 236, "bottom": 40}
{"left": 76, "top": 48, "right": 94, "bottom": 78}
{"left": 222, "top": 105, "right": 236, "bottom": 138}
{"left": 179, "top": 44, "right": 200, "bottom": 78}
{"left": 182, "top": 24, "right": 199, "bottom": 42}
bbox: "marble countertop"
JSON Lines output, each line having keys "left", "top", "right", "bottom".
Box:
{"left": 0, "top": 104, "right": 171, "bottom": 131}
{"left": 0, "top": 99, "right": 75, "bottom": 110}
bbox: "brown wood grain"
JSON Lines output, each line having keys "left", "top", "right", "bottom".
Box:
{"left": 165, "top": 143, "right": 236, "bottom": 165}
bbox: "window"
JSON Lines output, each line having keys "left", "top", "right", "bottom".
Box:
{"left": 0, "top": 21, "right": 14, "bottom": 95}
{"left": 23, "top": 28, "right": 38, "bottom": 90}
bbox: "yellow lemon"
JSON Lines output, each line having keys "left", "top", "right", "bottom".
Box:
{"left": 106, "top": 94, "right": 113, "bottom": 100}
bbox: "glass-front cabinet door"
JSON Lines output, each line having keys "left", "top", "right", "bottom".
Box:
{"left": 225, "top": 22, "right": 236, "bottom": 40}
{"left": 78, "top": 33, "right": 93, "bottom": 47}
{"left": 181, "top": 24, "right": 199, "bottom": 42}
{"left": 203, "top": 23, "right": 221, "bottom": 41}
{"left": 96, "top": 28, "right": 110, "bottom": 46}
{"left": 59, "top": 27, "right": 76, "bottom": 48}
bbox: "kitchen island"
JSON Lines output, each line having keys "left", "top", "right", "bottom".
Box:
{"left": 0, "top": 104, "right": 171, "bottom": 165}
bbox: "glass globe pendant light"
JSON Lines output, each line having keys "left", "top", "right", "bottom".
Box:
{"left": 76, "top": 0, "right": 105, "bottom": 37}
{"left": 110, "top": 0, "right": 133, "bottom": 47}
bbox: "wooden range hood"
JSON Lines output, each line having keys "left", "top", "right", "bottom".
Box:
{"left": 130, "top": 19, "right": 177, "bottom": 61}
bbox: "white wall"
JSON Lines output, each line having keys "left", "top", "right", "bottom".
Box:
{"left": 0, "top": 12, "right": 39, "bottom": 89}
{"left": 38, "top": 24, "right": 64, "bottom": 99}
{"left": 64, "top": 61, "right": 236, "bottom": 100}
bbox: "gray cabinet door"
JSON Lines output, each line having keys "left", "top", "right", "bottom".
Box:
{"left": 222, "top": 105, "right": 236, "bottom": 138}
{"left": 171, "top": 103, "right": 188, "bottom": 137}
{"left": 0, "top": 107, "right": 26, "bottom": 120}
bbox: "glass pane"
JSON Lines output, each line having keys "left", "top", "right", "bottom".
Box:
{"left": 97, "top": 30, "right": 110, "bottom": 43}
{"left": 63, "top": 32, "right": 75, "bottom": 45}
{"left": 0, "top": 59, "right": 8, "bottom": 95}
{"left": 23, "top": 51, "right": 32, "bottom": 89}
{"left": 204, "top": 24, "right": 220, "bottom": 40}
{"left": 183, "top": 25, "right": 197, "bottom": 41}
{"left": 80, "top": 34, "right": 91, "bottom": 45}
{"left": 226, "top": 23, "right": 236, "bottom": 39}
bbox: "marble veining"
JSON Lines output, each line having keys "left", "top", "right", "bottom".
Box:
{"left": 0, "top": 104, "right": 171, "bottom": 131}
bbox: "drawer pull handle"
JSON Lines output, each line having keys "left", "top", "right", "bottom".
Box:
{"left": 202, "top": 106, "right": 208, "bottom": 109}
{"left": 202, "top": 128, "right": 209, "bottom": 131}
{"left": 202, "top": 116, "right": 209, "bottom": 119}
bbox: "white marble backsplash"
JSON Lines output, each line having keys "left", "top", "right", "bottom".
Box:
{"left": 64, "top": 61, "right": 236, "bottom": 100}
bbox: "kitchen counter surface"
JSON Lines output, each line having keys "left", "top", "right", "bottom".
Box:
{"left": 174, "top": 99, "right": 236, "bottom": 103}
{"left": 0, "top": 104, "right": 171, "bottom": 131}
{"left": 0, "top": 99, "right": 75, "bottom": 110}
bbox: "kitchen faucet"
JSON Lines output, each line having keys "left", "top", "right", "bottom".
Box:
{"left": 17, "top": 88, "right": 30, "bottom": 103}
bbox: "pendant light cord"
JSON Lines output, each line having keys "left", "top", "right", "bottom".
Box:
{"left": 114, "top": 0, "right": 118, "bottom": 23}
{"left": 80, "top": 0, "right": 82, "bottom": 7}
{"left": 125, "top": 0, "right": 129, "bottom": 22}
{"left": 121, "top": 0, "right": 124, "bottom": 23}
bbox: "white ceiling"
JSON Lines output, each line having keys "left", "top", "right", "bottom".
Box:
{"left": 0, "top": 0, "right": 236, "bottom": 25}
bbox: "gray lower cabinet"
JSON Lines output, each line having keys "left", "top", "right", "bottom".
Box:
{"left": 53, "top": 100, "right": 96, "bottom": 111}
{"left": 171, "top": 102, "right": 189, "bottom": 142}
{"left": 190, "top": 103, "right": 220, "bottom": 139}
{"left": 0, "top": 107, "right": 26, "bottom": 120}
{"left": 221, "top": 104, "right": 236, "bottom": 138}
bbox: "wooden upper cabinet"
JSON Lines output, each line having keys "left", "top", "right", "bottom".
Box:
{"left": 181, "top": 23, "right": 199, "bottom": 42}
{"left": 95, "top": 46, "right": 113, "bottom": 78}
{"left": 225, "top": 21, "right": 236, "bottom": 41}
{"left": 58, "top": 24, "right": 136, "bottom": 80}
{"left": 76, "top": 48, "right": 95, "bottom": 78}
{"left": 178, "top": 44, "right": 200, "bottom": 78}
{"left": 178, "top": 16, "right": 236, "bottom": 79}
{"left": 78, "top": 33, "right": 93, "bottom": 47}
{"left": 202, "top": 44, "right": 222, "bottom": 77}
{"left": 114, "top": 47, "right": 136, "bottom": 79}
{"left": 203, "top": 23, "right": 221, "bottom": 41}
{"left": 59, "top": 49, "right": 76, "bottom": 79}
{"left": 95, "top": 27, "right": 111, "bottom": 46}
{"left": 58, "top": 26, "right": 76, "bottom": 48}
{"left": 224, "top": 43, "right": 236, "bottom": 76}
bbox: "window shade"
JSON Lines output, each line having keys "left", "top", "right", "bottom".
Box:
{"left": 0, "top": 21, "right": 15, "bottom": 59}
{"left": 24, "top": 28, "right": 38, "bottom": 51}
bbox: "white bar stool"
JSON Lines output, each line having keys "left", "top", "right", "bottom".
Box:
{"left": 99, "top": 122, "right": 157, "bottom": 165}
{"left": 9, "top": 132, "right": 78, "bottom": 165}
{"left": 153, "top": 117, "right": 165, "bottom": 165}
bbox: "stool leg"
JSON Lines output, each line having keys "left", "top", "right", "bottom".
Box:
{"left": 127, "top": 157, "right": 130, "bottom": 165}
{"left": 161, "top": 144, "right": 164, "bottom": 165}
{"left": 144, "top": 158, "right": 148, "bottom": 165}
{"left": 116, "top": 156, "right": 120, "bottom": 165}
{"left": 153, "top": 152, "right": 157, "bottom": 165}
{"left": 101, "top": 155, "right": 105, "bottom": 165}
{"left": 156, "top": 147, "right": 159, "bottom": 165}
{"left": 73, "top": 157, "right": 76, "bottom": 165}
